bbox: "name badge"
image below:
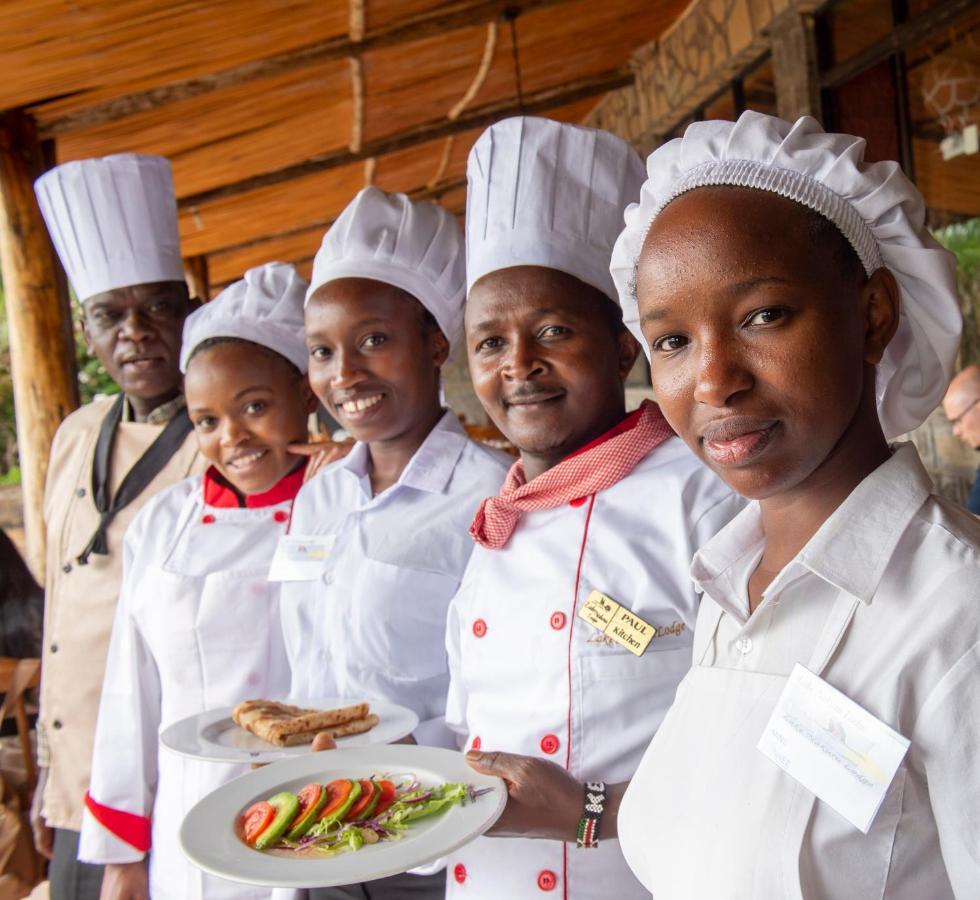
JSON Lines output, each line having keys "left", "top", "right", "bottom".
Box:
{"left": 578, "top": 590, "right": 654, "bottom": 657}
{"left": 757, "top": 664, "right": 910, "bottom": 833}
{"left": 267, "top": 534, "right": 336, "bottom": 582}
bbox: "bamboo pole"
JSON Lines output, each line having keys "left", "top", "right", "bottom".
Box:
{"left": 0, "top": 110, "right": 79, "bottom": 579}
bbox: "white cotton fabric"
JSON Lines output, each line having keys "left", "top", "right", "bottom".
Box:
{"left": 465, "top": 116, "right": 646, "bottom": 301}
{"left": 34, "top": 153, "right": 183, "bottom": 303}
{"left": 306, "top": 187, "right": 466, "bottom": 352}
{"left": 610, "top": 111, "right": 963, "bottom": 439}
{"left": 180, "top": 262, "right": 309, "bottom": 374}
{"left": 619, "top": 443, "right": 980, "bottom": 899}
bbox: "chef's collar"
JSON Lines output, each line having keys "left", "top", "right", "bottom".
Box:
{"left": 120, "top": 393, "right": 186, "bottom": 426}
{"left": 202, "top": 461, "right": 307, "bottom": 509}
{"left": 339, "top": 409, "right": 468, "bottom": 497}
{"left": 692, "top": 443, "right": 932, "bottom": 608}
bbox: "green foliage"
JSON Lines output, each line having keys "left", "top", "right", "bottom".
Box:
{"left": 0, "top": 283, "right": 118, "bottom": 481}
{"left": 934, "top": 217, "right": 980, "bottom": 368}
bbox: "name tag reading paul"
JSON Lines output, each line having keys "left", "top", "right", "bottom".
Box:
{"left": 267, "top": 534, "right": 336, "bottom": 582}
{"left": 578, "top": 590, "right": 654, "bottom": 657}
{"left": 757, "top": 664, "right": 910, "bottom": 834}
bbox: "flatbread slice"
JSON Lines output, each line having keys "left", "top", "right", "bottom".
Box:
{"left": 232, "top": 699, "right": 375, "bottom": 747}
{"left": 273, "top": 714, "right": 381, "bottom": 747}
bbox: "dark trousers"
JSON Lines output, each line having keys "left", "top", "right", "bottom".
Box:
{"left": 50, "top": 828, "right": 104, "bottom": 900}
{"left": 311, "top": 870, "right": 446, "bottom": 900}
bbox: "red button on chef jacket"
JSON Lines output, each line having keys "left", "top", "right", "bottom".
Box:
{"left": 538, "top": 870, "right": 557, "bottom": 891}
{"left": 454, "top": 864, "right": 467, "bottom": 884}
{"left": 540, "top": 734, "right": 560, "bottom": 754}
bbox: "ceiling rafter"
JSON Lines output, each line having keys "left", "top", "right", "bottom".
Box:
{"left": 178, "top": 67, "right": 633, "bottom": 209}
{"left": 36, "top": 0, "right": 578, "bottom": 138}
{"left": 204, "top": 176, "right": 468, "bottom": 261}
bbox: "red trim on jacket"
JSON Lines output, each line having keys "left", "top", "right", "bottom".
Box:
{"left": 84, "top": 792, "right": 151, "bottom": 853}
{"left": 202, "top": 461, "right": 307, "bottom": 509}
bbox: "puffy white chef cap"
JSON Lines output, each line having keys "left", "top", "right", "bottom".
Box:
{"left": 180, "top": 262, "right": 309, "bottom": 374}
{"left": 306, "top": 186, "right": 465, "bottom": 353}
{"left": 34, "top": 153, "right": 184, "bottom": 303}
{"left": 465, "top": 116, "right": 646, "bottom": 302}
{"left": 610, "top": 111, "right": 962, "bottom": 439}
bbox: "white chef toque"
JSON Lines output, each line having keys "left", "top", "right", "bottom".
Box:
{"left": 180, "top": 262, "right": 309, "bottom": 374}
{"left": 610, "top": 111, "right": 963, "bottom": 439}
{"left": 306, "top": 187, "right": 466, "bottom": 353}
{"left": 34, "top": 153, "right": 184, "bottom": 303}
{"left": 465, "top": 116, "right": 646, "bottom": 302}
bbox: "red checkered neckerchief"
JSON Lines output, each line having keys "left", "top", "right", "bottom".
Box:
{"left": 470, "top": 400, "right": 674, "bottom": 550}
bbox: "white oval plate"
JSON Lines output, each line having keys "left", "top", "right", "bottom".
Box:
{"left": 160, "top": 699, "right": 419, "bottom": 765}
{"left": 180, "top": 745, "right": 506, "bottom": 889}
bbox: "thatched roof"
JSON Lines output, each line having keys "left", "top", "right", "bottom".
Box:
{"left": 4, "top": 0, "right": 692, "bottom": 291}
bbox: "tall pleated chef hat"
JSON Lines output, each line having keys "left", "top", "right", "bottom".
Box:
{"left": 610, "top": 111, "right": 962, "bottom": 439}
{"left": 180, "top": 262, "right": 309, "bottom": 374}
{"left": 34, "top": 153, "right": 184, "bottom": 303}
{"left": 306, "top": 186, "right": 466, "bottom": 353}
{"left": 465, "top": 116, "right": 646, "bottom": 302}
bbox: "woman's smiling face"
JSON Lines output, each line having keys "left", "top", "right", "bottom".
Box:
{"left": 304, "top": 277, "right": 448, "bottom": 445}
{"left": 184, "top": 340, "right": 314, "bottom": 495}
{"left": 635, "top": 185, "right": 895, "bottom": 500}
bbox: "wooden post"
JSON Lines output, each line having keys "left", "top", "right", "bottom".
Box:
{"left": 770, "top": 8, "right": 823, "bottom": 122}
{"left": 0, "top": 110, "right": 79, "bottom": 578}
{"left": 184, "top": 254, "right": 210, "bottom": 301}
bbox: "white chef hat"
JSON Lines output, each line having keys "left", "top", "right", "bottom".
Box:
{"left": 465, "top": 116, "right": 646, "bottom": 302}
{"left": 34, "top": 153, "right": 184, "bottom": 303}
{"left": 180, "top": 262, "right": 309, "bottom": 374}
{"left": 610, "top": 111, "right": 962, "bottom": 439}
{"left": 306, "top": 187, "right": 465, "bottom": 353}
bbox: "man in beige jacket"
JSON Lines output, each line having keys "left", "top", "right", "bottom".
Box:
{"left": 32, "top": 154, "right": 204, "bottom": 900}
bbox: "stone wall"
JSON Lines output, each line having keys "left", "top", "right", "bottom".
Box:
{"left": 586, "top": 0, "right": 823, "bottom": 145}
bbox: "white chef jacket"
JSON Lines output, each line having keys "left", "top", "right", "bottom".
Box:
{"left": 78, "top": 467, "right": 300, "bottom": 900}
{"left": 619, "top": 443, "right": 980, "bottom": 899}
{"left": 445, "top": 435, "right": 742, "bottom": 899}
{"left": 280, "top": 410, "right": 510, "bottom": 747}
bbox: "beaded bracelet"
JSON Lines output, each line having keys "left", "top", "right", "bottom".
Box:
{"left": 576, "top": 781, "right": 606, "bottom": 849}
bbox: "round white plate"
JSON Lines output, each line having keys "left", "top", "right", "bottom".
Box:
{"left": 180, "top": 745, "right": 506, "bottom": 888}
{"left": 160, "top": 699, "right": 419, "bottom": 765}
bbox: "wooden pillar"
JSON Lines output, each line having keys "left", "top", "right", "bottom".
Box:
{"left": 184, "top": 254, "right": 210, "bottom": 301}
{"left": 770, "top": 8, "right": 823, "bottom": 122}
{"left": 0, "top": 110, "right": 79, "bottom": 578}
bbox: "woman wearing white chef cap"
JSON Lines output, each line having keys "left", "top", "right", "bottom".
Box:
{"left": 80, "top": 263, "right": 315, "bottom": 900}
{"left": 468, "top": 112, "right": 979, "bottom": 899}
{"left": 276, "top": 187, "right": 510, "bottom": 900}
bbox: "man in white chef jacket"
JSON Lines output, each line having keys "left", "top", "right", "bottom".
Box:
{"left": 32, "top": 154, "right": 204, "bottom": 900}
{"left": 443, "top": 117, "right": 742, "bottom": 899}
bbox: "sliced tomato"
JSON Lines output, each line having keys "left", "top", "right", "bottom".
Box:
{"left": 241, "top": 800, "right": 276, "bottom": 845}
{"left": 372, "top": 780, "right": 397, "bottom": 817}
{"left": 290, "top": 783, "right": 324, "bottom": 828}
{"left": 318, "top": 779, "right": 358, "bottom": 822}
{"left": 344, "top": 779, "right": 379, "bottom": 822}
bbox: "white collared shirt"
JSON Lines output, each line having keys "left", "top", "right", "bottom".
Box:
{"left": 279, "top": 411, "right": 509, "bottom": 746}
{"left": 620, "top": 443, "right": 980, "bottom": 899}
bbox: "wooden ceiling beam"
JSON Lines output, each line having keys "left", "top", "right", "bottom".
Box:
{"left": 38, "top": 0, "right": 577, "bottom": 137}
{"left": 179, "top": 68, "right": 632, "bottom": 209}
{"left": 206, "top": 176, "right": 468, "bottom": 259}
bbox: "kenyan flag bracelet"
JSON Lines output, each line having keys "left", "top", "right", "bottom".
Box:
{"left": 577, "top": 781, "right": 606, "bottom": 849}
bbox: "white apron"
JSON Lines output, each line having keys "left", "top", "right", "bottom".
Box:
{"left": 79, "top": 475, "right": 294, "bottom": 900}
{"left": 619, "top": 591, "right": 878, "bottom": 898}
